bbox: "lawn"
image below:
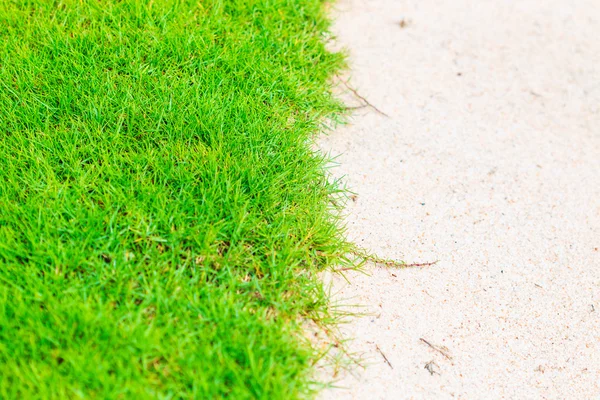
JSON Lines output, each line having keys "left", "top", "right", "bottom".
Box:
{"left": 0, "top": 0, "right": 350, "bottom": 398}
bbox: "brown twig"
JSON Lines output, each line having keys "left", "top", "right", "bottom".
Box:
{"left": 340, "top": 79, "right": 389, "bottom": 117}
{"left": 348, "top": 249, "right": 438, "bottom": 269}
{"left": 376, "top": 344, "right": 393, "bottom": 369}
{"left": 403, "top": 261, "right": 439, "bottom": 268}
{"left": 337, "top": 250, "right": 438, "bottom": 275}
{"left": 420, "top": 338, "right": 453, "bottom": 361}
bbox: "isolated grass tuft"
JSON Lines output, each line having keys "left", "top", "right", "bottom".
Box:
{"left": 0, "top": 0, "right": 353, "bottom": 398}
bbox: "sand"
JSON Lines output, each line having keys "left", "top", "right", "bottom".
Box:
{"left": 317, "top": 0, "right": 600, "bottom": 398}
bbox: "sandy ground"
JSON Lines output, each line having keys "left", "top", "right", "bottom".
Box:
{"left": 317, "top": 0, "right": 600, "bottom": 398}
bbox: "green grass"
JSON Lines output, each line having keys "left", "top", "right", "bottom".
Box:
{"left": 0, "top": 1, "right": 351, "bottom": 398}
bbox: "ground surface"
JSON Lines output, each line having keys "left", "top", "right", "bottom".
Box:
{"left": 319, "top": 0, "right": 600, "bottom": 398}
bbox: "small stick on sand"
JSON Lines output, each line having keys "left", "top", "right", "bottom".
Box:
{"left": 420, "top": 338, "right": 453, "bottom": 361}
{"left": 344, "top": 105, "right": 368, "bottom": 110}
{"left": 376, "top": 344, "right": 394, "bottom": 369}
{"left": 348, "top": 249, "right": 438, "bottom": 269}
{"left": 403, "top": 261, "right": 439, "bottom": 267}
{"left": 340, "top": 79, "right": 389, "bottom": 117}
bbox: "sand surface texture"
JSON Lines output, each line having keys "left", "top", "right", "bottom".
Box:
{"left": 318, "top": 0, "right": 600, "bottom": 398}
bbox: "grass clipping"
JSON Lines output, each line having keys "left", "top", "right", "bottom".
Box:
{"left": 0, "top": 1, "right": 353, "bottom": 398}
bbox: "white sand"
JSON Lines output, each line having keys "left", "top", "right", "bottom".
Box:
{"left": 318, "top": 0, "right": 600, "bottom": 398}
